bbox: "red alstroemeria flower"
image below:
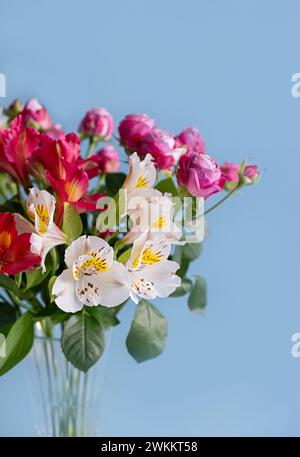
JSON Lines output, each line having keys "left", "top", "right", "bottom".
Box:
{"left": 30, "top": 131, "right": 80, "bottom": 183}
{"left": 76, "top": 154, "right": 99, "bottom": 179}
{"left": 0, "top": 212, "right": 40, "bottom": 275}
{"left": 47, "top": 161, "right": 104, "bottom": 225}
{"left": 0, "top": 115, "right": 40, "bottom": 187}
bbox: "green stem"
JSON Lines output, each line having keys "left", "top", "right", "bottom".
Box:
{"left": 86, "top": 137, "right": 97, "bottom": 158}
{"left": 203, "top": 185, "right": 239, "bottom": 217}
{"left": 93, "top": 173, "right": 106, "bottom": 193}
{"left": 9, "top": 292, "right": 31, "bottom": 312}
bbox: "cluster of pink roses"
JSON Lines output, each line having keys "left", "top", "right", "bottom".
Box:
{"left": 0, "top": 98, "right": 259, "bottom": 276}
{"left": 117, "top": 113, "right": 259, "bottom": 198}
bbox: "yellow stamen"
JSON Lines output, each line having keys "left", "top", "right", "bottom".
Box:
{"left": 36, "top": 204, "right": 49, "bottom": 235}
{"left": 73, "top": 252, "right": 108, "bottom": 280}
{"left": 136, "top": 174, "right": 149, "bottom": 188}
{"left": 132, "top": 246, "right": 162, "bottom": 268}
{"left": 151, "top": 216, "right": 166, "bottom": 229}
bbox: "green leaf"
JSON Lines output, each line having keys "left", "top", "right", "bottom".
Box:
{"left": 172, "top": 246, "right": 190, "bottom": 278}
{"left": 25, "top": 267, "right": 46, "bottom": 290}
{"left": 87, "top": 306, "right": 120, "bottom": 328}
{"left": 172, "top": 243, "right": 203, "bottom": 278}
{"left": 0, "top": 303, "right": 16, "bottom": 329}
{"left": 170, "top": 278, "right": 193, "bottom": 297}
{"left": 126, "top": 300, "right": 167, "bottom": 363}
{"left": 155, "top": 177, "right": 178, "bottom": 196}
{"left": 25, "top": 249, "right": 58, "bottom": 290}
{"left": 105, "top": 172, "right": 126, "bottom": 196}
{"left": 61, "top": 311, "right": 105, "bottom": 372}
{"left": 117, "top": 247, "right": 132, "bottom": 264}
{"left": 0, "top": 312, "right": 34, "bottom": 376}
{"left": 182, "top": 242, "right": 203, "bottom": 261}
{"left": 0, "top": 275, "right": 27, "bottom": 298}
{"left": 188, "top": 276, "right": 207, "bottom": 314}
{"left": 62, "top": 203, "right": 83, "bottom": 243}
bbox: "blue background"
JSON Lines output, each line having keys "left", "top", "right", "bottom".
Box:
{"left": 0, "top": 0, "right": 300, "bottom": 436}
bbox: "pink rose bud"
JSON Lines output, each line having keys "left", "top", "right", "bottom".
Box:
{"left": 5, "top": 99, "right": 24, "bottom": 119}
{"left": 244, "top": 164, "right": 259, "bottom": 181}
{"left": 177, "top": 151, "right": 224, "bottom": 198}
{"left": 118, "top": 113, "right": 155, "bottom": 150}
{"left": 175, "top": 128, "right": 206, "bottom": 154}
{"left": 79, "top": 107, "right": 114, "bottom": 139}
{"left": 136, "top": 128, "right": 176, "bottom": 170}
{"left": 22, "top": 98, "right": 52, "bottom": 130}
{"left": 78, "top": 145, "right": 120, "bottom": 178}
{"left": 241, "top": 164, "right": 260, "bottom": 185}
{"left": 221, "top": 161, "right": 239, "bottom": 183}
{"left": 96, "top": 145, "right": 120, "bottom": 173}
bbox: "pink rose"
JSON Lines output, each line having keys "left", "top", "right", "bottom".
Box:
{"left": 79, "top": 107, "right": 114, "bottom": 139}
{"left": 118, "top": 114, "right": 155, "bottom": 150}
{"left": 175, "top": 128, "right": 206, "bottom": 154}
{"left": 136, "top": 128, "right": 176, "bottom": 170}
{"left": 95, "top": 145, "right": 120, "bottom": 173}
{"left": 22, "top": 98, "right": 52, "bottom": 130}
{"left": 177, "top": 152, "right": 224, "bottom": 198}
{"left": 221, "top": 162, "right": 239, "bottom": 183}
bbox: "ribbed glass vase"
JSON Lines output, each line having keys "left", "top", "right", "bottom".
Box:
{"left": 28, "top": 323, "right": 108, "bottom": 437}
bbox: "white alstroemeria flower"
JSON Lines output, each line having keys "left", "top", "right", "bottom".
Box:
{"left": 122, "top": 152, "right": 161, "bottom": 205}
{"left": 124, "top": 193, "right": 183, "bottom": 245}
{"left": 126, "top": 232, "right": 181, "bottom": 303}
{"left": 53, "top": 236, "right": 131, "bottom": 312}
{"left": 26, "top": 188, "right": 67, "bottom": 272}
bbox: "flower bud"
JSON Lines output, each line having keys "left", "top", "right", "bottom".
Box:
{"left": 0, "top": 107, "right": 8, "bottom": 128}
{"left": 79, "top": 107, "right": 114, "bottom": 139}
{"left": 221, "top": 162, "right": 239, "bottom": 183}
{"left": 22, "top": 98, "right": 52, "bottom": 130}
{"left": 241, "top": 164, "right": 260, "bottom": 185}
{"left": 96, "top": 145, "right": 120, "bottom": 173}
{"left": 5, "top": 99, "right": 24, "bottom": 119}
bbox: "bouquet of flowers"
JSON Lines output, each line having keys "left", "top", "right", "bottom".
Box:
{"left": 0, "top": 99, "right": 260, "bottom": 375}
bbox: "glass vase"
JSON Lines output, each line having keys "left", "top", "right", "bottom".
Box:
{"left": 28, "top": 323, "right": 108, "bottom": 437}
